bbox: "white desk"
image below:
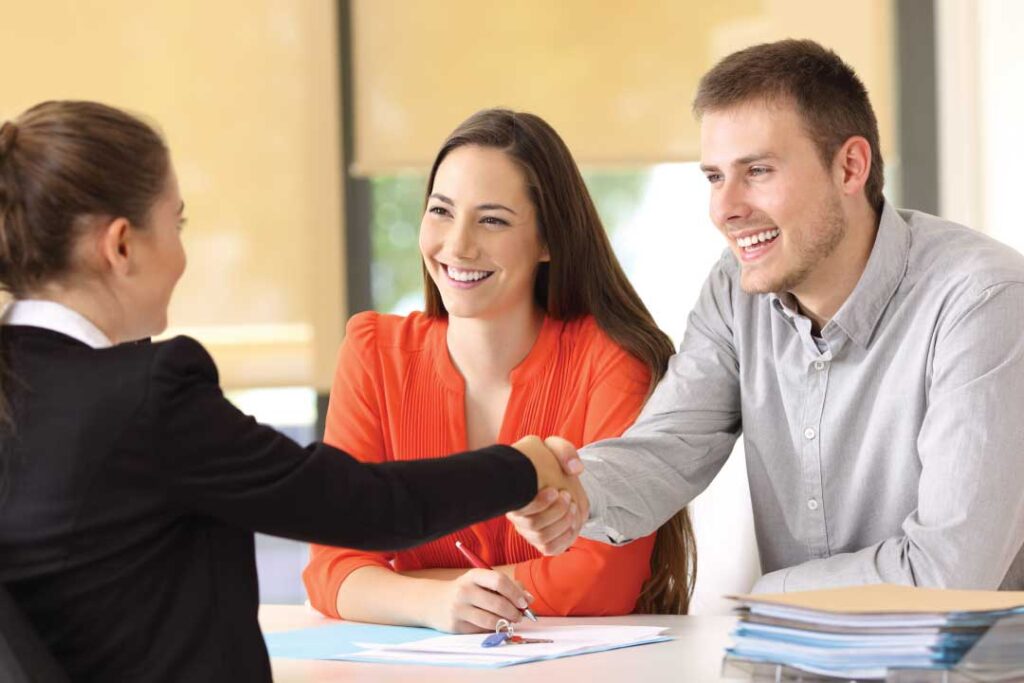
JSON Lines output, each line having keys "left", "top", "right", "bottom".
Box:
{"left": 260, "top": 605, "right": 738, "bottom": 682}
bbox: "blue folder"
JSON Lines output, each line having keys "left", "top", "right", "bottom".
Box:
{"left": 265, "top": 621, "right": 435, "bottom": 660}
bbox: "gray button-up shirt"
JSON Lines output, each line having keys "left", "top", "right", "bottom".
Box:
{"left": 580, "top": 202, "right": 1024, "bottom": 593}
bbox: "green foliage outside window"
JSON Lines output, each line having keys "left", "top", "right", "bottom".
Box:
{"left": 369, "top": 174, "right": 426, "bottom": 314}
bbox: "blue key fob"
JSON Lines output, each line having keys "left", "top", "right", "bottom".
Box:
{"left": 482, "top": 632, "right": 508, "bottom": 648}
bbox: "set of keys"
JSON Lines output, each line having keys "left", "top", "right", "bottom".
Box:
{"left": 481, "top": 619, "right": 555, "bottom": 648}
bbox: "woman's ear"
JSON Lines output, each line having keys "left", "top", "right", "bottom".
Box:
{"left": 539, "top": 243, "right": 551, "bottom": 263}
{"left": 97, "top": 217, "right": 133, "bottom": 277}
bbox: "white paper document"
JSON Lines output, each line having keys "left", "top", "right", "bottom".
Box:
{"left": 339, "top": 624, "right": 672, "bottom": 668}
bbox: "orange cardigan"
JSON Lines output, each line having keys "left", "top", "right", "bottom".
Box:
{"left": 302, "top": 311, "right": 656, "bottom": 618}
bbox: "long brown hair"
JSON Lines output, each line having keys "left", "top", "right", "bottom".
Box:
{"left": 0, "top": 101, "right": 168, "bottom": 498}
{"left": 422, "top": 109, "right": 696, "bottom": 614}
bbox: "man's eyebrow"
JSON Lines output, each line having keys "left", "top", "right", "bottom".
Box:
{"left": 735, "top": 152, "right": 777, "bottom": 165}
{"left": 428, "top": 193, "right": 454, "bottom": 205}
{"left": 700, "top": 153, "right": 778, "bottom": 173}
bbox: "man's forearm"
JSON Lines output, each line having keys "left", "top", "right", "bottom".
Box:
{"left": 578, "top": 430, "right": 732, "bottom": 544}
{"left": 752, "top": 535, "right": 1017, "bottom": 594}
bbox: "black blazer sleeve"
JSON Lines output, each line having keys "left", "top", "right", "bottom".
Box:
{"left": 135, "top": 337, "right": 537, "bottom": 550}
{"left": 0, "top": 584, "right": 69, "bottom": 683}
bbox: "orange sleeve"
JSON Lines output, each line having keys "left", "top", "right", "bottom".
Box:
{"left": 515, "top": 340, "right": 658, "bottom": 615}
{"left": 302, "top": 312, "right": 396, "bottom": 618}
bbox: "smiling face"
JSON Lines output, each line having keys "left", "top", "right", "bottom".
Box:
{"left": 419, "top": 145, "right": 549, "bottom": 321}
{"left": 700, "top": 100, "right": 847, "bottom": 295}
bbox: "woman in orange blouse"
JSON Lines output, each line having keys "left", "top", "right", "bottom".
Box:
{"left": 303, "top": 109, "right": 696, "bottom": 632}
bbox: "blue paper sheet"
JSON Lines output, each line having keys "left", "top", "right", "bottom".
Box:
{"left": 264, "top": 621, "right": 436, "bottom": 660}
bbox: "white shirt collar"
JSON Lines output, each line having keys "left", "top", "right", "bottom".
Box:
{"left": 1, "top": 299, "right": 113, "bottom": 349}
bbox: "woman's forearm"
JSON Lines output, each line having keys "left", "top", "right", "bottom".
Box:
{"left": 335, "top": 566, "right": 444, "bottom": 627}
{"left": 401, "top": 564, "right": 516, "bottom": 580}
{"left": 337, "top": 563, "right": 530, "bottom": 632}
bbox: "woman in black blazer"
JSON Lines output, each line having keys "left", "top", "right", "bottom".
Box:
{"left": 0, "top": 101, "right": 584, "bottom": 682}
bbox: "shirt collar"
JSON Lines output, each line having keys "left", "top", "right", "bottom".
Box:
{"left": 770, "top": 200, "right": 910, "bottom": 349}
{"left": 829, "top": 201, "right": 910, "bottom": 347}
{"left": 1, "top": 299, "right": 113, "bottom": 349}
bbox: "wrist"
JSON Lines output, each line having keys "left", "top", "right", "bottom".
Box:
{"left": 522, "top": 451, "right": 546, "bottom": 492}
{"left": 513, "top": 437, "right": 552, "bottom": 492}
{"left": 419, "top": 578, "right": 457, "bottom": 631}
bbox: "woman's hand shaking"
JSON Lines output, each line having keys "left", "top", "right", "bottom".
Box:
{"left": 509, "top": 436, "right": 588, "bottom": 556}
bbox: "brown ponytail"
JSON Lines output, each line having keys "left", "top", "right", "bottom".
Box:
{"left": 0, "top": 102, "right": 168, "bottom": 297}
{"left": 0, "top": 122, "right": 18, "bottom": 154}
{"left": 422, "top": 109, "right": 697, "bottom": 614}
{"left": 0, "top": 121, "right": 20, "bottom": 502}
{"left": 0, "top": 101, "right": 169, "bottom": 498}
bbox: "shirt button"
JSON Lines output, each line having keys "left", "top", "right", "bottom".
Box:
{"left": 807, "top": 499, "right": 819, "bottom": 511}
{"left": 804, "top": 427, "right": 816, "bottom": 440}
{"left": 814, "top": 360, "right": 826, "bottom": 370}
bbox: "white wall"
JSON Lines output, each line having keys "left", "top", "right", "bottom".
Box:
{"left": 978, "top": 1, "right": 1024, "bottom": 250}
{"left": 938, "top": 0, "right": 1024, "bottom": 251}
{"left": 613, "top": 164, "right": 762, "bottom": 615}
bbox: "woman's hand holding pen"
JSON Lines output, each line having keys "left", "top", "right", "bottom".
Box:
{"left": 424, "top": 568, "right": 535, "bottom": 634}
{"left": 421, "top": 436, "right": 585, "bottom": 633}
{"left": 510, "top": 435, "right": 588, "bottom": 556}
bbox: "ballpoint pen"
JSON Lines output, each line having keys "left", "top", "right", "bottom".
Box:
{"left": 455, "top": 540, "right": 538, "bottom": 622}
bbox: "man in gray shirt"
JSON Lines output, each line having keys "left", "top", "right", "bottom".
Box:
{"left": 512, "top": 39, "right": 1024, "bottom": 593}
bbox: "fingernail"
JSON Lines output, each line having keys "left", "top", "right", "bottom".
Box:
{"left": 570, "top": 502, "right": 578, "bottom": 517}
{"left": 568, "top": 459, "right": 584, "bottom": 475}
{"left": 518, "top": 597, "right": 528, "bottom": 608}
{"left": 544, "top": 488, "right": 558, "bottom": 502}
{"left": 560, "top": 491, "right": 571, "bottom": 504}
{"left": 525, "top": 592, "right": 535, "bottom": 603}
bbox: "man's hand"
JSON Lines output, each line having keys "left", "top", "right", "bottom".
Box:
{"left": 508, "top": 436, "right": 588, "bottom": 556}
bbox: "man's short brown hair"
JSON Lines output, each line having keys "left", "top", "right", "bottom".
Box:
{"left": 693, "top": 39, "right": 884, "bottom": 211}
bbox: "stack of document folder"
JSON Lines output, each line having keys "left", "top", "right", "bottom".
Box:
{"left": 724, "top": 584, "right": 1024, "bottom": 680}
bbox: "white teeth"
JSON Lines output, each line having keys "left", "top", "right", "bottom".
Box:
{"left": 446, "top": 265, "right": 492, "bottom": 282}
{"left": 736, "top": 228, "right": 780, "bottom": 248}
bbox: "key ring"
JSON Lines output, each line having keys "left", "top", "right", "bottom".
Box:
{"left": 482, "top": 619, "right": 516, "bottom": 647}
{"left": 494, "top": 618, "right": 515, "bottom": 638}
{"left": 483, "top": 619, "right": 554, "bottom": 647}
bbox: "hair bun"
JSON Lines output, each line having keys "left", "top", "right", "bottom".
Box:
{"left": 0, "top": 121, "right": 19, "bottom": 157}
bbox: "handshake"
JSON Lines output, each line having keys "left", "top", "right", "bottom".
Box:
{"left": 508, "top": 436, "right": 588, "bottom": 556}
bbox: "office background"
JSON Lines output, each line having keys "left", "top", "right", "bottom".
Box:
{"left": 1, "top": 0, "right": 1020, "bottom": 614}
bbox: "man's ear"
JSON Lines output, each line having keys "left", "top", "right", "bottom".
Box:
{"left": 835, "top": 135, "right": 871, "bottom": 197}
{"left": 97, "top": 217, "right": 133, "bottom": 277}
